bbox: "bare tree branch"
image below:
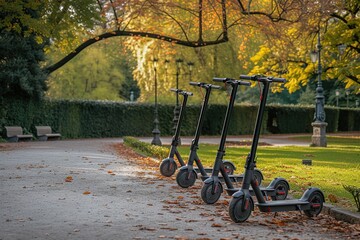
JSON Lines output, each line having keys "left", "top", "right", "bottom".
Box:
{"left": 44, "top": 29, "right": 228, "bottom": 73}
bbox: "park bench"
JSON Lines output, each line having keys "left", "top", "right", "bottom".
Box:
{"left": 5, "top": 126, "right": 33, "bottom": 142}
{"left": 35, "top": 126, "right": 61, "bottom": 141}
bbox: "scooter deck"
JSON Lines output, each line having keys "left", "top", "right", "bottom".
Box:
{"left": 194, "top": 167, "right": 213, "bottom": 174}
{"left": 201, "top": 174, "right": 244, "bottom": 182}
{"left": 256, "top": 199, "right": 310, "bottom": 212}
{"left": 225, "top": 187, "right": 284, "bottom": 197}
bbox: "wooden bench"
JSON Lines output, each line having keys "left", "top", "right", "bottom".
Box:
{"left": 5, "top": 126, "right": 33, "bottom": 142}
{"left": 35, "top": 126, "right": 61, "bottom": 141}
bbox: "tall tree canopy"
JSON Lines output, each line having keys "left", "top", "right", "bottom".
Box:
{"left": 1, "top": 0, "right": 359, "bottom": 101}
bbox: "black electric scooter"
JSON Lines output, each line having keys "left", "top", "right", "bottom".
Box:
{"left": 176, "top": 82, "right": 263, "bottom": 188}
{"left": 159, "top": 88, "right": 194, "bottom": 176}
{"left": 201, "top": 77, "right": 289, "bottom": 204}
{"left": 159, "top": 85, "right": 237, "bottom": 177}
{"left": 228, "top": 75, "right": 325, "bottom": 223}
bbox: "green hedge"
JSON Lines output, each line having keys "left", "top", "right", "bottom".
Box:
{"left": 1, "top": 98, "right": 359, "bottom": 139}
{"left": 267, "top": 105, "right": 340, "bottom": 134}
{"left": 338, "top": 109, "right": 360, "bottom": 131}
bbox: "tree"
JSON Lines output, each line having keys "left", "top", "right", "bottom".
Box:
{"left": 2, "top": 0, "right": 357, "bottom": 102}
{"left": 46, "top": 38, "right": 137, "bottom": 101}
{"left": 0, "top": 4, "right": 47, "bottom": 100}
{"left": 243, "top": 0, "right": 359, "bottom": 94}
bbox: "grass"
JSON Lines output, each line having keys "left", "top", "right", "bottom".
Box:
{"left": 174, "top": 136, "right": 360, "bottom": 211}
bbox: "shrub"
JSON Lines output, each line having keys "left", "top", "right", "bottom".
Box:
{"left": 343, "top": 185, "right": 360, "bottom": 212}
{"left": 123, "top": 136, "right": 168, "bottom": 160}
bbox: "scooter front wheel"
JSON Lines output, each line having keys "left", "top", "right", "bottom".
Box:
{"left": 304, "top": 191, "right": 324, "bottom": 217}
{"left": 271, "top": 180, "right": 289, "bottom": 200}
{"left": 159, "top": 159, "right": 177, "bottom": 177}
{"left": 176, "top": 169, "right": 196, "bottom": 188}
{"left": 201, "top": 181, "right": 223, "bottom": 204}
{"left": 229, "top": 196, "right": 253, "bottom": 223}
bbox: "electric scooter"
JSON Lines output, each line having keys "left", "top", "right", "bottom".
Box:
{"left": 201, "top": 77, "right": 290, "bottom": 204}
{"left": 176, "top": 82, "right": 264, "bottom": 188}
{"left": 228, "top": 74, "right": 324, "bottom": 223}
{"left": 160, "top": 85, "right": 237, "bottom": 177}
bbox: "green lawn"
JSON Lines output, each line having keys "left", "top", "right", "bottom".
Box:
{"left": 175, "top": 136, "right": 360, "bottom": 211}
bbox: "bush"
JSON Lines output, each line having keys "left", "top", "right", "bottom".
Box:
{"left": 1, "top": 97, "right": 359, "bottom": 139}
{"left": 338, "top": 109, "right": 360, "bottom": 131}
{"left": 123, "top": 136, "right": 168, "bottom": 160}
{"left": 343, "top": 185, "right": 360, "bottom": 212}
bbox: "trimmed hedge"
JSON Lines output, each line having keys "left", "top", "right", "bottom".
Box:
{"left": 267, "top": 105, "right": 340, "bottom": 134}
{"left": 123, "top": 136, "right": 168, "bottom": 160}
{"left": 338, "top": 109, "right": 360, "bottom": 131}
{"left": 1, "top": 98, "right": 359, "bottom": 139}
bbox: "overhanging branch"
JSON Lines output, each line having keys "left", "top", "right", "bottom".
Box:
{"left": 44, "top": 30, "right": 228, "bottom": 74}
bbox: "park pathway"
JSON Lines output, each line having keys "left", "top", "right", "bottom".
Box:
{"left": 0, "top": 138, "right": 359, "bottom": 239}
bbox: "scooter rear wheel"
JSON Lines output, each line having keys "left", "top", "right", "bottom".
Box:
{"left": 253, "top": 169, "right": 263, "bottom": 186}
{"left": 159, "top": 159, "right": 177, "bottom": 177}
{"left": 304, "top": 191, "right": 324, "bottom": 217}
{"left": 176, "top": 169, "right": 196, "bottom": 188}
{"left": 201, "top": 181, "right": 223, "bottom": 204}
{"left": 271, "top": 180, "right": 289, "bottom": 200}
{"left": 229, "top": 196, "right": 253, "bottom": 223}
{"left": 223, "top": 162, "right": 235, "bottom": 175}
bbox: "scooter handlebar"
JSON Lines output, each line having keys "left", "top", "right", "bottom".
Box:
{"left": 213, "top": 77, "right": 251, "bottom": 86}
{"left": 170, "top": 88, "right": 193, "bottom": 96}
{"left": 189, "top": 82, "right": 222, "bottom": 90}
{"left": 239, "top": 75, "right": 286, "bottom": 83}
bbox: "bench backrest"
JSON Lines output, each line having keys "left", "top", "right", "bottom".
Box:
{"left": 5, "top": 126, "right": 24, "bottom": 137}
{"left": 35, "top": 126, "right": 52, "bottom": 136}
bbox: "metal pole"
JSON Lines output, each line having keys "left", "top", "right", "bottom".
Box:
{"left": 311, "top": 29, "right": 327, "bottom": 147}
{"left": 314, "top": 31, "right": 326, "bottom": 123}
{"left": 151, "top": 59, "right": 161, "bottom": 145}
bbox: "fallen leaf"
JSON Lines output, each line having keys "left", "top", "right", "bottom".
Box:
{"left": 211, "top": 223, "right": 223, "bottom": 227}
{"left": 83, "top": 191, "right": 91, "bottom": 195}
{"left": 65, "top": 176, "right": 73, "bottom": 182}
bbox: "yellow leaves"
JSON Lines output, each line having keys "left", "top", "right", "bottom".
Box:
{"left": 65, "top": 176, "right": 73, "bottom": 182}
{"left": 250, "top": 45, "right": 271, "bottom": 64}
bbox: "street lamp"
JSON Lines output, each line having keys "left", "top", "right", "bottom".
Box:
{"left": 175, "top": 58, "right": 183, "bottom": 106}
{"left": 345, "top": 89, "right": 350, "bottom": 108}
{"left": 335, "top": 89, "right": 340, "bottom": 107}
{"left": 173, "top": 58, "right": 183, "bottom": 133}
{"left": 187, "top": 62, "right": 194, "bottom": 82}
{"left": 310, "top": 30, "right": 327, "bottom": 147}
{"left": 164, "top": 59, "right": 170, "bottom": 82}
{"left": 151, "top": 58, "right": 161, "bottom": 145}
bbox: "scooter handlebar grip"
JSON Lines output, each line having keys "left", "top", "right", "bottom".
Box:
{"left": 211, "top": 85, "right": 222, "bottom": 89}
{"left": 239, "top": 81, "right": 251, "bottom": 86}
{"left": 239, "top": 75, "right": 257, "bottom": 80}
{"left": 269, "top": 77, "right": 286, "bottom": 83}
{"left": 212, "top": 77, "right": 229, "bottom": 83}
{"left": 189, "top": 82, "right": 200, "bottom": 86}
{"left": 170, "top": 88, "right": 180, "bottom": 93}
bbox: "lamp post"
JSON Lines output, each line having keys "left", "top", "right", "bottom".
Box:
{"left": 175, "top": 59, "right": 183, "bottom": 106}
{"left": 310, "top": 30, "right": 327, "bottom": 147}
{"left": 173, "top": 58, "right": 183, "bottom": 132}
{"left": 346, "top": 89, "right": 350, "bottom": 108}
{"left": 187, "top": 62, "right": 194, "bottom": 82}
{"left": 151, "top": 58, "right": 161, "bottom": 145}
{"left": 335, "top": 89, "right": 340, "bottom": 107}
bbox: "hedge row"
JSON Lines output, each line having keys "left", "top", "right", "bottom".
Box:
{"left": 1, "top": 98, "right": 359, "bottom": 139}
